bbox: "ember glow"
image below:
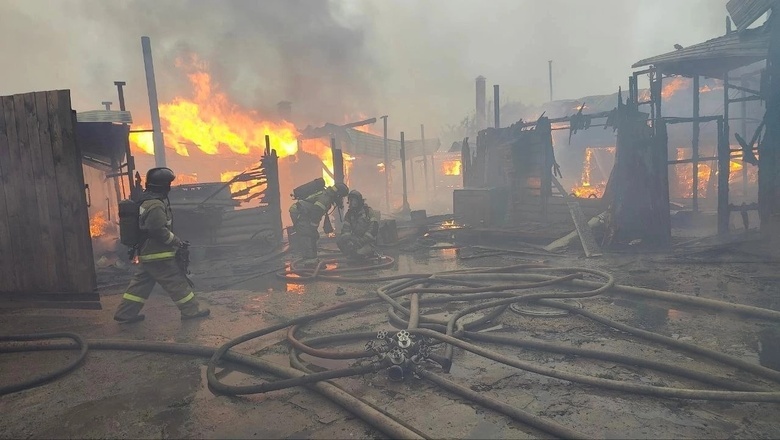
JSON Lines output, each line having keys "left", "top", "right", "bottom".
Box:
{"left": 89, "top": 211, "right": 110, "bottom": 238}
{"left": 571, "top": 147, "right": 614, "bottom": 198}
{"left": 673, "top": 147, "right": 757, "bottom": 199}
{"left": 441, "top": 160, "right": 461, "bottom": 176}
{"left": 662, "top": 77, "right": 690, "bottom": 100}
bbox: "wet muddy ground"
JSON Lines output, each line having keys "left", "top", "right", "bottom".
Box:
{"left": 2, "top": 235, "right": 780, "bottom": 439}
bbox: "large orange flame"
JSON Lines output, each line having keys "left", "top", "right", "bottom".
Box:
{"left": 129, "top": 57, "right": 351, "bottom": 190}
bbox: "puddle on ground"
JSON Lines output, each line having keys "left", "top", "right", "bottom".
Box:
{"left": 758, "top": 328, "right": 780, "bottom": 371}
{"left": 612, "top": 298, "right": 695, "bottom": 331}
{"left": 467, "top": 416, "right": 507, "bottom": 439}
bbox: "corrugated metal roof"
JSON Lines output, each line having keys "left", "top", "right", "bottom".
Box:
{"left": 300, "top": 123, "right": 440, "bottom": 160}
{"left": 343, "top": 128, "right": 439, "bottom": 161}
{"left": 727, "top": 0, "right": 776, "bottom": 31}
{"left": 632, "top": 23, "right": 770, "bottom": 78}
{"left": 76, "top": 110, "right": 133, "bottom": 124}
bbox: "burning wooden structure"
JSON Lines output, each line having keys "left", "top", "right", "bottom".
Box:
{"left": 454, "top": 115, "right": 608, "bottom": 233}
{"left": 627, "top": 0, "right": 775, "bottom": 238}
{"left": 300, "top": 121, "right": 441, "bottom": 212}
{"left": 167, "top": 139, "right": 283, "bottom": 247}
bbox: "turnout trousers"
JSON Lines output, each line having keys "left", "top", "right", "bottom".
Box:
{"left": 114, "top": 258, "right": 202, "bottom": 320}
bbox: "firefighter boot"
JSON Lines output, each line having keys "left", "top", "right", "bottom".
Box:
{"left": 180, "top": 298, "right": 211, "bottom": 320}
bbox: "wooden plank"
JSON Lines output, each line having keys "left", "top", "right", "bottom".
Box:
{"left": 13, "top": 93, "right": 45, "bottom": 291}
{"left": 0, "top": 301, "right": 102, "bottom": 310}
{"left": 0, "top": 97, "right": 18, "bottom": 292}
{"left": 0, "top": 291, "right": 100, "bottom": 302}
{"left": 47, "top": 91, "right": 77, "bottom": 292}
{"left": 57, "top": 90, "right": 97, "bottom": 292}
{"left": 23, "top": 92, "right": 60, "bottom": 290}
{"left": 35, "top": 91, "right": 70, "bottom": 290}
{"left": 48, "top": 91, "right": 91, "bottom": 293}
{"left": 2, "top": 95, "right": 35, "bottom": 292}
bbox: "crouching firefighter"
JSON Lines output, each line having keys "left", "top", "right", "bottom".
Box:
{"left": 114, "top": 167, "right": 211, "bottom": 324}
{"left": 337, "top": 190, "right": 379, "bottom": 261}
{"left": 289, "top": 181, "right": 349, "bottom": 260}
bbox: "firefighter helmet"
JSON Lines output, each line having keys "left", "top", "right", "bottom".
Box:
{"left": 347, "top": 190, "right": 364, "bottom": 209}
{"left": 333, "top": 182, "right": 349, "bottom": 198}
{"left": 145, "top": 167, "right": 176, "bottom": 194}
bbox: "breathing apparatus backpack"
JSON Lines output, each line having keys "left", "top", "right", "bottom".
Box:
{"left": 118, "top": 198, "right": 142, "bottom": 247}
{"left": 292, "top": 177, "right": 325, "bottom": 200}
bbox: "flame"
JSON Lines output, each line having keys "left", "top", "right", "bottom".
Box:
{"left": 129, "top": 57, "right": 299, "bottom": 160}
{"left": 221, "top": 170, "right": 265, "bottom": 200}
{"left": 662, "top": 77, "right": 690, "bottom": 100}
{"left": 176, "top": 173, "right": 199, "bottom": 185}
{"left": 89, "top": 211, "right": 110, "bottom": 238}
{"left": 127, "top": 56, "right": 362, "bottom": 203}
{"left": 441, "top": 160, "right": 461, "bottom": 176}
{"left": 571, "top": 147, "right": 614, "bottom": 198}
{"left": 673, "top": 147, "right": 758, "bottom": 199}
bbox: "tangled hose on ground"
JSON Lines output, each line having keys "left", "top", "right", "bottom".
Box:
{"left": 4, "top": 257, "right": 780, "bottom": 439}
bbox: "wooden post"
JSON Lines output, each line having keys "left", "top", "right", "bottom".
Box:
{"left": 537, "top": 117, "right": 553, "bottom": 219}
{"left": 408, "top": 144, "right": 415, "bottom": 193}
{"left": 741, "top": 75, "right": 749, "bottom": 198}
{"left": 494, "top": 85, "right": 501, "bottom": 129}
{"left": 264, "top": 135, "right": 282, "bottom": 241}
{"left": 759, "top": 12, "right": 780, "bottom": 239}
{"left": 717, "top": 117, "right": 730, "bottom": 235}
{"left": 400, "top": 132, "right": 410, "bottom": 215}
{"left": 381, "top": 115, "right": 389, "bottom": 211}
{"left": 421, "top": 124, "right": 429, "bottom": 196}
{"left": 693, "top": 75, "right": 700, "bottom": 212}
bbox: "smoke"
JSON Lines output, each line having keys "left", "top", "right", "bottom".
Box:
{"left": 0, "top": 0, "right": 732, "bottom": 141}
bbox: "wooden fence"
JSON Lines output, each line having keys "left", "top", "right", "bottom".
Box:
{"left": 0, "top": 90, "right": 98, "bottom": 308}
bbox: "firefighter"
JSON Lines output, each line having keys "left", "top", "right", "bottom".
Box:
{"left": 337, "top": 190, "right": 379, "bottom": 261}
{"left": 114, "top": 167, "right": 210, "bottom": 324}
{"left": 289, "top": 182, "right": 349, "bottom": 260}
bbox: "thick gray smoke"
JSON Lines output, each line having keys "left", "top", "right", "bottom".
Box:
{"left": 0, "top": 0, "right": 732, "bottom": 140}
{"left": 0, "top": 0, "right": 374, "bottom": 127}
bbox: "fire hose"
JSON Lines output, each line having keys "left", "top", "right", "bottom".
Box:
{"left": 4, "top": 260, "right": 780, "bottom": 439}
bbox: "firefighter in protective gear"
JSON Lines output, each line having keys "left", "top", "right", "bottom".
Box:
{"left": 114, "top": 167, "right": 211, "bottom": 324}
{"left": 337, "top": 190, "right": 379, "bottom": 260}
{"left": 289, "top": 182, "right": 349, "bottom": 259}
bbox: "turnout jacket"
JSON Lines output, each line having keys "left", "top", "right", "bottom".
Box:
{"left": 342, "top": 205, "right": 379, "bottom": 241}
{"left": 137, "top": 192, "right": 182, "bottom": 262}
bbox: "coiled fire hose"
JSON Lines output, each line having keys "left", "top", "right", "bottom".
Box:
{"left": 4, "top": 259, "right": 780, "bottom": 440}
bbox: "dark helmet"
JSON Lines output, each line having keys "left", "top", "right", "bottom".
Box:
{"left": 145, "top": 167, "right": 176, "bottom": 194}
{"left": 347, "top": 190, "right": 364, "bottom": 208}
{"left": 332, "top": 182, "right": 349, "bottom": 198}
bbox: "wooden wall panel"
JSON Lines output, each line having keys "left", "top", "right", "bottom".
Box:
{"left": 0, "top": 90, "right": 96, "bottom": 301}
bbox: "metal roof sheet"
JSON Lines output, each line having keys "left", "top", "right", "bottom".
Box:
{"left": 632, "top": 23, "right": 770, "bottom": 78}
{"left": 300, "top": 123, "right": 440, "bottom": 161}
{"left": 727, "top": 0, "right": 776, "bottom": 31}
{"left": 76, "top": 110, "right": 133, "bottom": 124}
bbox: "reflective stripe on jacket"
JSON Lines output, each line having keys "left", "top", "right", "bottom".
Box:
{"left": 138, "top": 197, "right": 179, "bottom": 260}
